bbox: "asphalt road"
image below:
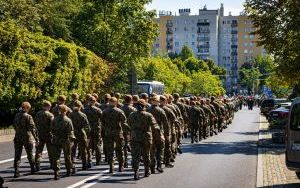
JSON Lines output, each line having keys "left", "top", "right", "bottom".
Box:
{"left": 0, "top": 107, "right": 260, "bottom": 188}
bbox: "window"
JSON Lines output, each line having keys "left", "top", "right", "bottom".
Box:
{"left": 192, "top": 42, "right": 195, "bottom": 45}
{"left": 155, "top": 44, "right": 159, "bottom": 48}
{"left": 175, "top": 42, "right": 179, "bottom": 47}
{"left": 244, "top": 35, "right": 249, "bottom": 39}
{"left": 249, "top": 50, "right": 254, "bottom": 54}
{"left": 249, "top": 34, "right": 255, "bottom": 39}
{"left": 227, "top": 20, "right": 230, "bottom": 24}
{"left": 184, "top": 27, "right": 188, "bottom": 31}
{"left": 290, "top": 104, "right": 300, "bottom": 131}
{"left": 249, "top": 42, "right": 254, "bottom": 47}
{"left": 244, "top": 49, "right": 248, "bottom": 54}
{"left": 192, "top": 34, "right": 195, "bottom": 38}
{"left": 243, "top": 42, "right": 248, "bottom": 47}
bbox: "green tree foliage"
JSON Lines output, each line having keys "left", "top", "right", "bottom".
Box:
{"left": 0, "top": 21, "right": 110, "bottom": 109}
{"left": 71, "top": 0, "right": 158, "bottom": 92}
{"left": 179, "top": 45, "right": 194, "bottom": 61}
{"left": 245, "top": 0, "right": 300, "bottom": 86}
{"left": 239, "top": 67, "right": 262, "bottom": 91}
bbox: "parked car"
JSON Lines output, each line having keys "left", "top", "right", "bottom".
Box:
{"left": 285, "top": 98, "right": 300, "bottom": 178}
{"left": 268, "top": 102, "right": 291, "bottom": 129}
{"left": 260, "top": 98, "right": 288, "bottom": 119}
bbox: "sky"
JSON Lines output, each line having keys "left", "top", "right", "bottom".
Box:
{"left": 146, "top": 0, "right": 245, "bottom": 16}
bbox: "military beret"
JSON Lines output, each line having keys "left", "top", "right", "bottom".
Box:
{"left": 43, "top": 100, "right": 52, "bottom": 107}
{"left": 59, "top": 104, "right": 68, "bottom": 113}
{"left": 58, "top": 95, "right": 66, "bottom": 101}
{"left": 22, "top": 102, "right": 31, "bottom": 109}
{"left": 138, "top": 99, "right": 147, "bottom": 106}
{"left": 109, "top": 97, "right": 118, "bottom": 103}
{"left": 151, "top": 95, "right": 160, "bottom": 102}
{"left": 173, "top": 93, "right": 180, "bottom": 99}
{"left": 140, "top": 93, "right": 148, "bottom": 100}
{"left": 132, "top": 95, "right": 140, "bottom": 101}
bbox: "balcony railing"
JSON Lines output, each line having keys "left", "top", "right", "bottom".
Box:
{"left": 197, "top": 37, "right": 210, "bottom": 41}
{"left": 197, "top": 30, "right": 210, "bottom": 34}
{"left": 231, "top": 45, "right": 238, "bottom": 48}
{"left": 166, "top": 22, "right": 173, "bottom": 27}
{"left": 231, "top": 30, "right": 238, "bottom": 34}
{"left": 231, "top": 23, "right": 238, "bottom": 27}
{"left": 166, "top": 29, "right": 173, "bottom": 34}
{"left": 197, "top": 22, "right": 210, "bottom": 26}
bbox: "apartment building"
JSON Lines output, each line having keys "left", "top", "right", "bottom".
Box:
{"left": 153, "top": 4, "right": 265, "bottom": 93}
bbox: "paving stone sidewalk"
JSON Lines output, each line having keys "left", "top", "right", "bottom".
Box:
{"left": 259, "top": 116, "right": 300, "bottom": 187}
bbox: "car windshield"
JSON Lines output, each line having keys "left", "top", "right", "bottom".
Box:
{"left": 290, "top": 103, "right": 300, "bottom": 131}
{"left": 261, "top": 100, "right": 274, "bottom": 107}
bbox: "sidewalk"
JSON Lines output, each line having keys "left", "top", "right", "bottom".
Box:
{"left": 257, "top": 115, "right": 300, "bottom": 187}
{"left": 0, "top": 129, "right": 14, "bottom": 142}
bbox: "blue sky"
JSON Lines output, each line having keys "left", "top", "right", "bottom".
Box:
{"left": 146, "top": 0, "right": 245, "bottom": 16}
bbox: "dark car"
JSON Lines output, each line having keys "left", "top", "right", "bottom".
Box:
{"left": 260, "top": 98, "right": 288, "bottom": 119}
{"left": 268, "top": 102, "right": 291, "bottom": 129}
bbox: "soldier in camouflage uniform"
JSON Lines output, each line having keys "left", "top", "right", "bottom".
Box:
{"left": 13, "top": 102, "right": 39, "bottom": 178}
{"left": 68, "top": 93, "right": 84, "bottom": 110}
{"left": 132, "top": 95, "right": 140, "bottom": 109}
{"left": 69, "top": 101, "right": 90, "bottom": 170}
{"left": 148, "top": 95, "right": 168, "bottom": 173}
{"left": 114, "top": 93, "right": 124, "bottom": 108}
{"left": 92, "top": 93, "right": 101, "bottom": 108}
{"left": 188, "top": 101, "right": 201, "bottom": 143}
{"left": 102, "top": 97, "right": 127, "bottom": 173}
{"left": 99, "top": 94, "right": 111, "bottom": 111}
{"left": 35, "top": 101, "right": 54, "bottom": 171}
{"left": 120, "top": 95, "right": 136, "bottom": 168}
{"left": 160, "top": 96, "right": 176, "bottom": 168}
{"left": 51, "top": 95, "right": 72, "bottom": 117}
{"left": 128, "top": 99, "right": 160, "bottom": 180}
{"left": 51, "top": 105, "right": 76, "bottom": 180}
{"left": 84, "top": 96, "right": 102, "bottom": 166}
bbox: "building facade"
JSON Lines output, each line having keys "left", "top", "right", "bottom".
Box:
{"left": 153, "top": 4, "right": 265, "bottom": 93}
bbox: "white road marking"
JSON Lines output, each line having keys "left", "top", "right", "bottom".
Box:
{"left": 66, "top": 165, "right": 118, "bottom": 188}
{"left": 80, "top": 174, "right": 112, "bottom": 188}
{"left": 0, "top": 151, "right": 48, "bottom": 164}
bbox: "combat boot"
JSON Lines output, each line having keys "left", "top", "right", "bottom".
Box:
{"left": 134, "top": 170, "right": 139, "bottom": 180}
{"left": 109, "top": 164, "right": 113, "bottom": 174}
{"left": 156, "top": 162, "right": 164, "bottom": 173}
{"left": 14, "top": 169, "right": 20, "bottom": 178}
{"left": 118, "top": 164, "right": 124, "bottom": 172}
{"left": 54, "top": 171, "right": 60, "bottom": 180}
{"left": 35, "top": 163, "right": 40, "bottom": 172}
{"left": 144, "top": 168, "right": 150, "bottom": 177}
{"left": 66, "top": 169, "right": 71, "bottom": 177}
{"left": 87, "top": 162, "right": 92, "bottom": 169}
{"left": 165, "top": 163, "right": 174, "bottom": 168}
{"left": 150, "top": 167, "right": 155, "bottom": 174}
{"left": 124, "top": 162, "right": 128, "bottom": 168}
{"left": 71, "top": 167, "right": 76, "bottom": 175}
{"left": 30, "top": 163, "right": 35, "bottom": 174}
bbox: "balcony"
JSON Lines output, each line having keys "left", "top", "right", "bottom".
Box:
{"left": 197, "top": 37, "right": 210, "bottom": 41}
{"left": 231, "top": 38, "right": 238, "bottom": 43}
{"left": 167, "top": 45, "right": 173, "bottom": 50}
{"left": 197, "top": 22, "right": 210, "bottom": 26}
{"left": 231, "top": 52, "right": 238, "bottom": 56}
{"left": 166, "top": 22, "right": 173, "bottom": 27}
{"left": 231, "top": 45, "right": 238, "bottom": 48}
{"left": 166, "top": 38, "right": 173, "bottom": 42}
{"left": 197, "top": 30, "right": 210, "bottom": 34}
{"left": 166, "top": 29, "right": 173, "bottom": 34}
{"left": 231, "top": 30, "right": 238, "bottom": 34}
{"left": 231, "top": 23, "right": 238, "bottom": 27}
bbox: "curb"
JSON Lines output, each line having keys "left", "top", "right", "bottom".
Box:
{"left": 0, "top": 128, "right": 14, "bottom": 136}
{"left": 256, "top": 114, "right": 264, "bottom": 188}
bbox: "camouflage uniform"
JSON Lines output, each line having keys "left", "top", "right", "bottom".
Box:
{"left": 51, "top": 114, "right": 75, "bottom": 176}
{"left": 128, "top": 110, "right": 159, "bottom": 178}
{"left": 51, "top": 105, "right": 72, "bottom": 117}
{"left": 188, "top": 104, "right": 201, "bottom": 143}
{"left": 69, "top": 109, "right": 90, "bottom": 169}
{"left": 147, "top": 104, "right": 168, "bottom": 172}
{"left": 34, "top": 109, "right": 54, "bottom": 170}
{"left": 13, "top": 110, "right": 38, "bottom": 176}
{"left": 160, "top": 105, "right": 177, "bottom": 165}
{"left": 84, "top": 105, "right": 102, "bottom": 165}
{"left": 120, "top": 104, "right": 136, "bottom": 167}
{"left": 102, "top": 106, "right": 127, "bottom": 172}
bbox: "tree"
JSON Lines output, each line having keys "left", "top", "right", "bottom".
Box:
{"left": 72, "top": 0, "right": 158, "bottom": 91}
{"left": 0, "top": 21, "right": 110, "bottom": 109}
{"left": 245, "top": 0, "right": 300, "bottom": 86}
{"left": 179, "top": 45, "right": 194, "bottom": 61}
{"left": 239, "top": 67, "right": 262, "bottom": 92}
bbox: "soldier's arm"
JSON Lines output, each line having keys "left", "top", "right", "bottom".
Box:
{"left": 28, "top": 115, "right": 39, "bottom": 142}
{"left": 120, "top": 112, "right": 129, "bottom": 133}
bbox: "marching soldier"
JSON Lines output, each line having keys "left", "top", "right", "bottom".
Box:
{"left": 13, "top": 102, "right": 39, "bottom": 178}
{"left": 35, "top": 101, "right": 54, "bottom": 171}
{"left": 51, "top": 95, "right": 72, "bottom": 117}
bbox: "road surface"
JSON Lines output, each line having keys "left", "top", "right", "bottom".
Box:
{"left": 0, "top": 107, "right": 260, "bottom": 188}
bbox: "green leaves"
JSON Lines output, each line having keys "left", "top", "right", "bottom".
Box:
{"left": 0, "top": 21, "right": 110, "bottom": 109}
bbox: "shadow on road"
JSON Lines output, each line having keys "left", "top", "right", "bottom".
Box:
{"left": 182, "top": 140, "right": 258, "bottom": 155}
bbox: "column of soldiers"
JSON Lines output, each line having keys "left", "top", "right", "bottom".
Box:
{"left": 12, "top": 93, "right": 242, "bottom": 180}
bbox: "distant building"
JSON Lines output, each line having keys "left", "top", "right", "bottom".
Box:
{"left": 153, "top": 4, "right": 265, "bottom": 93}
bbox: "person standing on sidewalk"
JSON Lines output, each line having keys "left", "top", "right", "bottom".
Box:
{"left": 34, "top": 100, "right": 54, "bottom": 171}
{"left": 13, "top": 102, "right": 39, "bottom": 178}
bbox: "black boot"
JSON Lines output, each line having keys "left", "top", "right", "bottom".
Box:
{"left": 144, "top": 168, "right": 150, "bottom": 177}
{"left": 118, "top": 164, "right": 124, "bottom": 172}
{"left": 124, "top": 162, "right": 128, "bottom": 168}
{"left": 54, "top": 171, "right": 60, "bottom": 180}
{"left": 36, "top": 163, "right": 40, "bottom": 172}
{"left": 30, "top": 163, "right": 35, "bottom": 174}
{"left": 109, "top": 164, "right": 113, "bottom": 174}
{"left": 71, "top": 167, "right": 76, "bottom": 175}
{"left": 150, "top": 167, "right": 155, "bottom": 174}
{"left": 66, "top": 169, "right": 71, "bottom": 177}
{"left": 14, "top": 170, "right": 20, "bottom": 178}
{"left": 134, "top": 170, "right": 139, "bottom": 180}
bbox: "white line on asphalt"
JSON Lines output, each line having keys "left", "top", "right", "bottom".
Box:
{"left": 66, "top": 165, "right": 118, "bottom": 188}
{"left": 80, "top": 174, "right": 111, "bottom": 188}
{"left": 0, "top": 151, "right": 48, "bottom": 165}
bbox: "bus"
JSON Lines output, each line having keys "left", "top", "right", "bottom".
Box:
{"left": 137, "top": 81, "right": 165, "bottom": 95}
